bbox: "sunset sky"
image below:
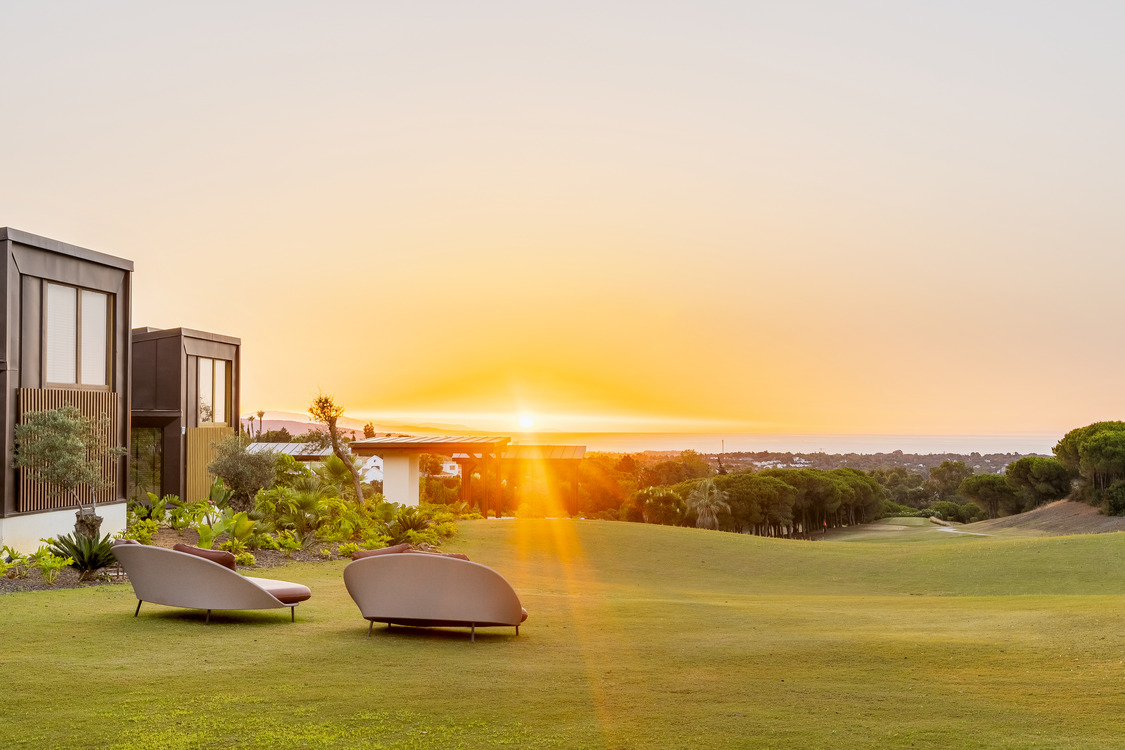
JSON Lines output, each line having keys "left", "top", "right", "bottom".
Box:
{"left": 3, "top": 2, "right": 1124, "bottom": 441}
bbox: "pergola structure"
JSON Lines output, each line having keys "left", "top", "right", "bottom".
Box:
{"left": 488, "top": 445, "right": 586, "bottom": 516}
{"left": 348, "top": 436, "right": 588, "bottom": 516}
{"left": 348, "top": 436, "right": 509, "bottom": 509}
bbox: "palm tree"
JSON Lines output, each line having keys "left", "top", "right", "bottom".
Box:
{"left": 256, "top": 410, "right": 265, "bottom": 440}
{"left": 688, "top": 479, "right": 730, "bottom": 530}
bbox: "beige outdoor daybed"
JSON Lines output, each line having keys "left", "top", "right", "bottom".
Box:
{"left": 343, "top": 550, "right": 527, "bottom": 642}
{"left": 112, "top": 542, "right": 311, "bottom": 623}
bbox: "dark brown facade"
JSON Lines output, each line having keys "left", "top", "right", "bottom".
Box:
{"left": 130, "top": 327, "right": 241, "bottom": 502}
{"left": 0, "top": 227, "right": 133, "bottom": 520}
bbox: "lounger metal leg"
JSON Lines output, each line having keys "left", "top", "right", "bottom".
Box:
{"left": 206, "top": 609, "right": 211, "bottom": 625}
{"left": 471, "top": 624, "right": 475, "bottom": 643}
{"left": 516, "top": 625, "right": 519, "bottom": 636}
{"left": 134, "top": 600, "right": 142, "bottom": 617}
{"left": 368, "top": 621, "right": 374, "bottom": 637}
{"left": 290, "top": 606, "right": 295, "bottom": 623}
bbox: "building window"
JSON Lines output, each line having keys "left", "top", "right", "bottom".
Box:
{"left": 198, "top": 357, "right": 230, "bottom": 424}
{"left": 46, "top": 283, "right": 110, "bottom": 387}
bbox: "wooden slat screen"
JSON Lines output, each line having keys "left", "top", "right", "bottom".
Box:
{"left": 18, "top": 388, "right": 121, "bottom": 512}
{"left": 186, "top": 425, "right": 233, "bottom": 502}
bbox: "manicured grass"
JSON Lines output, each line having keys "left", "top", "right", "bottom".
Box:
{"left": 4, "top": 520, "right": 1125, "bottom": 748}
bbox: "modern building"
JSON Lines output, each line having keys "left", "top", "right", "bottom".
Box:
{"left": 0, "top": 228, "right": 133, "bottom": 551}
{"left": 130, "top": 327, "right": 241, "bottom": 504}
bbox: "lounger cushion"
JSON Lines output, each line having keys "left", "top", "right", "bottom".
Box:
{"left": 173, "top": 543, "right": 237, "bottom": 571}
{"left": 113, "top": 538, "right": 141, "bottom": 546}
{"left": 243, "top": 576, "right": 312, "bottom": 604}
{"left": 352, "top": 543, "right": 413, "bottom": 560}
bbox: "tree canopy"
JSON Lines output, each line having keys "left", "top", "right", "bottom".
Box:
{"left": 308, "top": 392, "right": 366, "bottom": 505}
{"left": 13, "top": 405, "right": 126, "bottom": 520}
{"left": 927, "top": 460, "right": 973, "bottom": 502}
{"left": 958, "top": 473, "right": 1018, "bottom": 519}
{"left": 1053, "top": 422, "right": 1125, "bottom": 512}
{"left": 1004, "top": 456, "right": 1071, "bottom": 508}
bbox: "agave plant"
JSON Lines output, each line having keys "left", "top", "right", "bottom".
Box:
{"left": 47, "top": 533, "right": 116, "bottom": 581}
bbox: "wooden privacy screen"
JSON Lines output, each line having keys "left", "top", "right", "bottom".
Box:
{"left": 186, "top": 425, "right": 233, "bottom": 502}
{"left": 17, "top": 388, "right": 121, "bottom": 512}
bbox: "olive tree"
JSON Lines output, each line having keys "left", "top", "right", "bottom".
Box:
{"left": 14, "top": 405, "right": 126, "bottom": 538}
{"left": 207, "top": 436, "right": 276, "bottom": 510}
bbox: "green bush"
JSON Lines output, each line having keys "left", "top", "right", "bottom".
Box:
{"left": 28, "top": 547, "right": 73, "bottom": 584}
{"left": 122, "top": 518, "right": 159, "bottom": 545}
{"left": 383, "top": 506, "right": 438, "bottom": 546}
{"left": 223, "top": 511, "right": 259, "bottom": 553}
{"left": 1101, "top": 481, "right": 1125, "bottom": 516}
{"left": 1, "top": 546, "right": 31, "bottom": 579}
{"left": 233, "top": 551, "right": 256, "bottom": 567}
{"left": 360, "top": 533, "right": 393, "bottom": 550}
{"left": 337, "top": 542, "right": 360, "bottom": 557}
{"left": 250, "top": 532, "right": 280, "bottom": 551}
{"left": 930, "top": 500, "right": 985, "bottom": 524}
{"left": 129, "top": 493, "right": 172, "bottom": 523}
{"left": 207, "top": 438, "right": 274, "bottom": 510}
{"left": 275, "top": 531, "right": 301, "bottom": 556}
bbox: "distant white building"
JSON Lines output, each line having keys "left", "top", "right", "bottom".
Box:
{"left": 360, "top": 455, "right": 383, "bottom": 483}
{"left": 246, "top": 442, "right": 385, "bottom": 483}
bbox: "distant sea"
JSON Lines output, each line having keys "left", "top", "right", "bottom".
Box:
{"left": 504, "top": 433, "right": 1059, "bottom": 456}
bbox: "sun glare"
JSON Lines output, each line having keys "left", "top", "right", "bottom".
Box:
{"left": 518, "top": 414, "right": 535, "bottom": 430}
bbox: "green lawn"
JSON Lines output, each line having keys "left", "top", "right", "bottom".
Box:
{"left": 4, "top": 519, "right": 1125, "bottom": 749}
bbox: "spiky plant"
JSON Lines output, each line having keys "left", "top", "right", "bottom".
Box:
{"left": 47, "top": 533, "right": 116, "bottom": 581}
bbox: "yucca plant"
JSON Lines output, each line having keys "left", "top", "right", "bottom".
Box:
{"left": 47, "top": 533, "right": 116, "bottom": 581}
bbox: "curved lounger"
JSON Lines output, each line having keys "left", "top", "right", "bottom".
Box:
{"left": 343, "top": 553, "right": 527, "bottom": 642}
{"left": 112, "top": 544, "right": 311, "bottom": 623}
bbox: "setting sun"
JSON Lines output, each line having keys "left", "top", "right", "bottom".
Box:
{"left": 517, "top": 414, "right": 535, "bottom": 430}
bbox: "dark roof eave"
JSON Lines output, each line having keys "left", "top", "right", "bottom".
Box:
{"left": 1, "top": 227, "right": 135, "bottom": 271}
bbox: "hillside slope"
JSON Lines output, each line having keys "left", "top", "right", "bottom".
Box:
{"left": 966, "top": 498, "right": 1125, "bottom": 535}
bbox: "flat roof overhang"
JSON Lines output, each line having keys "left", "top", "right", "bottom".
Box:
{"left": 349, "top": 436, "right": 510, "bottom": 457}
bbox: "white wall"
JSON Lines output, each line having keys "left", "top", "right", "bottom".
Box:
{"left": 0, "top": 502, "right": 127, "bottom": 553}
